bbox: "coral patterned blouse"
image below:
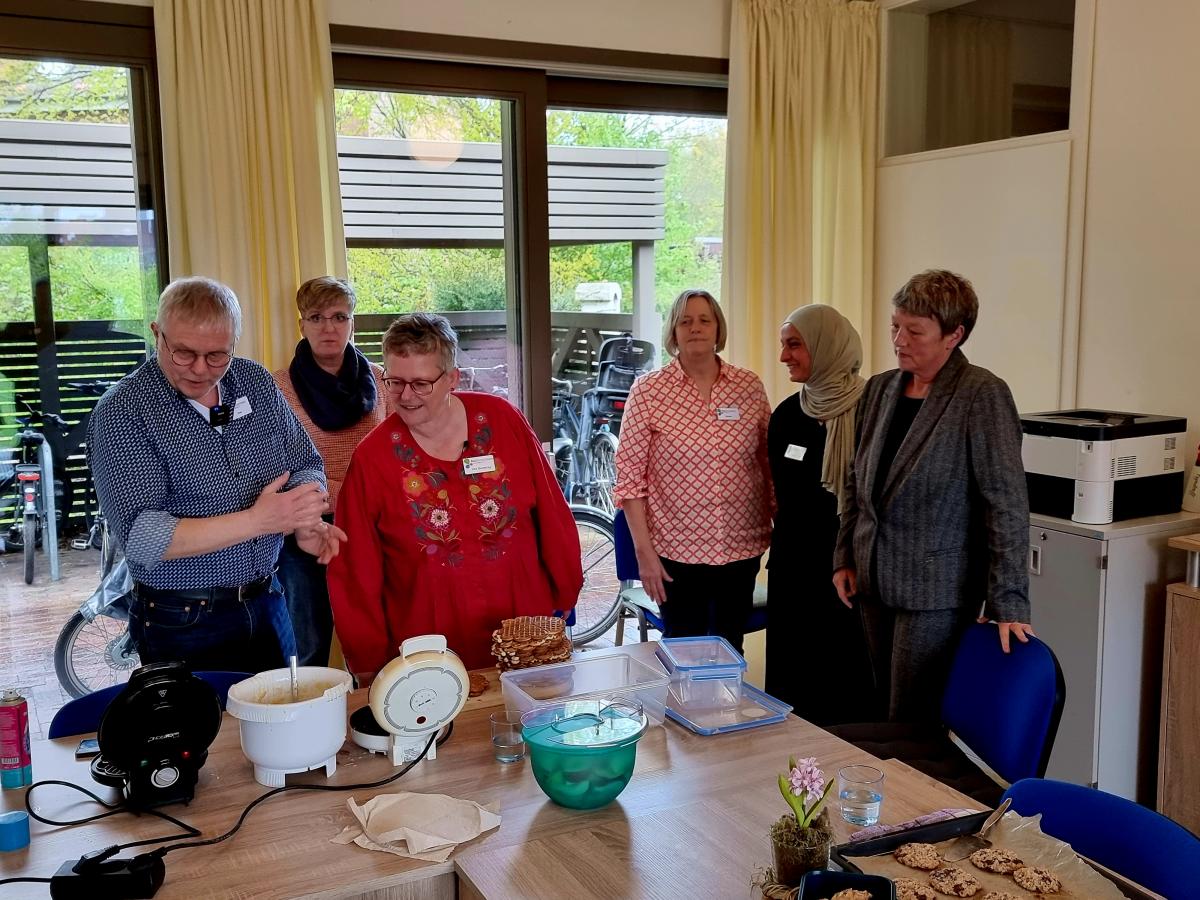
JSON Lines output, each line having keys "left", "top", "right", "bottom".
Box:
{"left": 328, "top": 392, "right": 583, "bottom": 674}
{"left": 613, "top": 357, "right": 773, "bottom": 565}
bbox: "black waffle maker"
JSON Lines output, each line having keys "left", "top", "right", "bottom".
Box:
{"left": 90, "top": 662, "right": 223, "bottom": 808}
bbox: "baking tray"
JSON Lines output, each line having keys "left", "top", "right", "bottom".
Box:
{"left": 832, "top": 809, "right": 1158, "bottom": 900}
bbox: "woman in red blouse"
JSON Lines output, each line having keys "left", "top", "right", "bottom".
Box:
{"left": 613, "top": 289, "right": 773, "bottom": 655}
{"left": 328, "top": 313, "right": 582, "bottom": 678}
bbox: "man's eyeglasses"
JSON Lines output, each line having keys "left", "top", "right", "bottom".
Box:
{"left": 302, "top": 312, "right": 353, "bottom": 326}
{"left": 159, "top": 332, "right": 231, "bottom": 369}
{"left": 382, "top": 370, "right": 447, "bottom": 396}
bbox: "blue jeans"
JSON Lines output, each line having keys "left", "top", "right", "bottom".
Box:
{"left": 276, "top": 531, "right": 333, "bottom": 666}
{"left": 130, "top": 579, "right": 297, "bottom": 674}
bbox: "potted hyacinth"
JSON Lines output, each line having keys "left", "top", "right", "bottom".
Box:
{"left": 770, "top": 756, "right": 835, "bottom": 887}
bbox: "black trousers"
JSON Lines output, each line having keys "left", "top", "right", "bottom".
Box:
{"left": 657, "top": 554, "right": 761, "bottom": 656}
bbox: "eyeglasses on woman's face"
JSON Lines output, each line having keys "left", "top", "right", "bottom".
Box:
{"left": 301, "top": 312, "right": 353, "bottom": 326}
{"left": 382, "top": 370, "right": 447, "bottom": 396}
{"left": 159, "top": 331, "right": 232, "bottom": 369}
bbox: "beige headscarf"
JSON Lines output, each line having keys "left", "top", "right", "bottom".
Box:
{"left": 783, "top": 304, "right": 866, "bottom": 513}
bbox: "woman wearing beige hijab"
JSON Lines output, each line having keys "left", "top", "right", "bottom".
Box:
{"left": 766, "top": 304, "right": 874, "bottom": 723}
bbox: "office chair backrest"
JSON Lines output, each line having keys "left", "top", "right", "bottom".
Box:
{"left": 941, "top": 623, "right": 1065, "bottom": 784}
{"left": 612, "top": 509, "right": 640, "bottom": 583}
{"left": 48, "top": 670, "right": 250, "bottom": 739}
{"left": 1003, "top": 778, "right": 1200, "bottom": 898}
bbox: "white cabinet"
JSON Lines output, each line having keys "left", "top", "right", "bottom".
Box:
{"left": 1028, "top": 511, "right": 1200, "bottom": 804}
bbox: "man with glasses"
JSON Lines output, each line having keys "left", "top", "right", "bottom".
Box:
{"left": 87, "top": 276, "right": 346, "bottom": 674}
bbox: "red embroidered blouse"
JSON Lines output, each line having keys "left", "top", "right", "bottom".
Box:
{"left": 328, "top": 392, "right": 582, "bottom": 673}
{"left": 613, "top": 358, "right": 773, "bottom": 565}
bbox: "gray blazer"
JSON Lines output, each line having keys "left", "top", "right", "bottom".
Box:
{"left": 833, "top": 348, "right": 1030, "bottom": 622}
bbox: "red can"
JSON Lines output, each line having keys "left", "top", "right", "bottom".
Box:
{"left": 0, "top": 689, "right": 32, "bottom": 789}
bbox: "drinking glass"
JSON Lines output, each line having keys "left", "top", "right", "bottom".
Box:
{"left": 837, "top": 764, "right": 884, "bottom": 826}
{"left": 490, "top": 711, "right": 526, "bottom": 763}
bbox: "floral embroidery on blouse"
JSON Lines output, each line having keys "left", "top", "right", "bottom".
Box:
{"left": 391, "top": 408, "right": 517, "bottom": 566}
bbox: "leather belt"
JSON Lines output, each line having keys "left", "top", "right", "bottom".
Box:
{"left": 136, "top": 569, "right": 277, "bottom": 604}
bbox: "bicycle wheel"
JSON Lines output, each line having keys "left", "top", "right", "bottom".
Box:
{"left": 54, "top": 611, "right": 140, "bottom": 699}
{"left": 22, "top": 514, "right": 35, "bottom": 584}
{"left": 569, "top": 506, "right": 622, "bottom": 646}
{"left": 588, "top": 431, "right": 619, "bottom": 515}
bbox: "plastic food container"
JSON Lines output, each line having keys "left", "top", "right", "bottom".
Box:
{"left": 521, "top": 696, "right": 647, "bottom": 809}
{"left": 655, "top": 636, "right": 747, "bottom": 711}
{"left": 501, "top": 652, "right": 669, "bottom": 725}
{"left": 225, "top": 667, "right": 352, "bottom": 787}
{"left": 798, "top": 869, "right": 895, "bottom": 900}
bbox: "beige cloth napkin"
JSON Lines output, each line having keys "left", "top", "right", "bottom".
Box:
{"left": 331, "top": 792, "right": 502, "bottom": 862}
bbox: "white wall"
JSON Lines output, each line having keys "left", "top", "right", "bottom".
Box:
{"left": 328, "top": 0, "right": 732, "bottom": 59}
{"left": 1075, "top": 0, "right": 1200, "bottom": 456}
{"left": 874, "top": 139, "right": 1070, "bottom": 413}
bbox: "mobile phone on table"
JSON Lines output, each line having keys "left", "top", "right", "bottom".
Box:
{"left": 75, "top": 738, "right": 100, "bottom": 759}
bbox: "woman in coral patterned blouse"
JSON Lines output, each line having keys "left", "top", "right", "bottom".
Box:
{"left": 328, "top": 313, "right": 582, "bottom": 677}
{"left": 613, "top": 289, "right": 773, "bottom": 655}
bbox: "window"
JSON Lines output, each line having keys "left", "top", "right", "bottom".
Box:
{"left": 331, "top": 54, "right": 726, "bottom": 435}
{"left": 1, "top": 4, "right": 166, "bottom": 530}
{"left": 885, "top": 0, "right": 1075, "bottom": 156}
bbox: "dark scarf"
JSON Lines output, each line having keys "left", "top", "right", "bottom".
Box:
{"left": 288, "top": 339, "right": 378, "bottom": 432}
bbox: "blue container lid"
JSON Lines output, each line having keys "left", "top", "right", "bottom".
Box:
{"left": 521, "top": 696, "right": 647, "bottom": 750}
{"left": 656, "top": 636, "right": 747, "bottom": 675}
{"left": 0, "top": 810, "right": 30, "bottom": 852}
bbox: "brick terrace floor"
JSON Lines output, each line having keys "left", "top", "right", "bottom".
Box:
{"left": 0, "top": 544, "right": 102, "bottom": 740}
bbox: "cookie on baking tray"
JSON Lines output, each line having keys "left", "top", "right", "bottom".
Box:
{"left": 979, "top": 892, "right": 1022, "bottom": 900}
{"left": 968, "top": 847, "right": 1025, "bottom": 874}
{"left": 927, "top": 865, "right": 982, "bottom": 897}
{"left": 894, "top": 877, "right": 940, "bottom": 900}
{"left": 1012, "top": 866, "right": 1062, "bottom": 894}
{"left": 894, "top": 842, "right": 943, "bottom": 870}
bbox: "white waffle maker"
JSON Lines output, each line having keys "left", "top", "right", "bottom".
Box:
{"left": 350, "top": 635, "right": 469, "bottom": 765}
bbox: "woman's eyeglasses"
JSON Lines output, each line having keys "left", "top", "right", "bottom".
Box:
{"left": 302, "top": 312, "right": 353, "bottom": 325}
{"left": 382, "top": 370, "right": 447, "bottom": 396}
{"left": 158, "top": 332, "right": 231, "bottom": 369}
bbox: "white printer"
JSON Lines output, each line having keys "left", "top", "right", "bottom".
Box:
{"left": 1020, "top": 409, "right": 1187, "bottom": 524}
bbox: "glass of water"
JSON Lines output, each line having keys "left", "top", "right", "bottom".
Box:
{"left": 490, "top": 711, "right": 526, "bottom": 763}
{"left": 837, "top": 764, "right": 884, "bottom": 826}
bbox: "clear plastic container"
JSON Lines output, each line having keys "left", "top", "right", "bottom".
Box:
{"left": 655, "top": 636, "right": 747, "bottom": 711}
{"left": 500, "top": 653, "right": 670, "bottom": 725}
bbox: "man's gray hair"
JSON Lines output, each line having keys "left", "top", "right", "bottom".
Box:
{"left": 156, "top": 276, "right": 243, "bottom": 340}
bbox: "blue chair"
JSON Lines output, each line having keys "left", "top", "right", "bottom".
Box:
{"left": 830, "top": 622, "right": 1065, "bottom": 805}
{"left": 1002, "top": 778, "right": 1200, "bottom": 898}
{"left": 611, "top": 509, "right": 766, "bottom": 645}
{"left": 48, "top": 670, "right": 250, "bottom": 739}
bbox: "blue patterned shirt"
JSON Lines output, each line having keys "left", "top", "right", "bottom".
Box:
{"left": 87, "top": 355, "right": 326, "bottom": 589}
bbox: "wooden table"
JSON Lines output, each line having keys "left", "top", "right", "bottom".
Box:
{"left": 1, "top": 667, "right": 981, "bottom": 899}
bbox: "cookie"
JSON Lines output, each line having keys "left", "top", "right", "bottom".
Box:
{"left": 1012, "top": 866, "right": 1061, "bottom": 894}
{"left": 830, "top": 891, "right": 871, "bottom": 900}
{"left": 968, "top": 847, "right": 1024, "bottom": 874}
{"left": 894, "top": 877, "right": 940, "bottom": 900}
{"left": 928, "top": 865, "right": 981, "bottom": 897}
{"left": 894, "top": 842, "right": 943, "bottom": 870}
{"left": 468, "top": 671, "right": 488, "bottom": 697}
{"left": 980, "top": 893, "right": 1022, "bottom": 900}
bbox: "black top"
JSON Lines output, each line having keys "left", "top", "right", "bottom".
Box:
{"left": 873, "top": 395, "right": 923, "bottom": 503}
{"left": 768, "top": 393, "right": 837, "bottom": 562}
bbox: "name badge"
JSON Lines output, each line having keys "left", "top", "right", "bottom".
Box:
{"left": 232, "top": 396, "right": 253, "bottom": 420}
{"left": 784, "top": 444, "right": 807, "bottom": 462}
{"left": 716, "top": 406, "right": 740, "bottom": 421}
{"left": 462, "top": 454, "right": 496, "bottom": 475}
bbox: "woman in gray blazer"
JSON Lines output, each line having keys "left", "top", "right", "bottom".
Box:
{"left": 832, "top": 269, "right": 1033, "bottom": 722}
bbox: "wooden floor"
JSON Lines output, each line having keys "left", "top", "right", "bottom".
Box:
{"left": 0, "top": 543, "right": 656, "bottom": 742}
{"left": 0, "top": 542, "right": 101, "bottom": 739}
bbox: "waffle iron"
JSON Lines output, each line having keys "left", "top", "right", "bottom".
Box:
{"left": 90, "top": 662, "right": 223, "bottom": 808}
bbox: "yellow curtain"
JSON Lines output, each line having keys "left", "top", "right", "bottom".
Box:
{"left": 154, "top": 0, "right": 346, "bottom": 369}
{"left": 723, "top": 0, "right": 878, "bottom": 404}
{"left": 926, "top": 12, "right": 1012, "bottom": 151}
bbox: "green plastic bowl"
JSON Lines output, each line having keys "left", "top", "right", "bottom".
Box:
{"left": 520, "top": 696, "right": 647, "bottom": 810}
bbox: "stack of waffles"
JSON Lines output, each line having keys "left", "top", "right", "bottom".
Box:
{"left": 490, "top": 615, "right": 572, "bottom": 671}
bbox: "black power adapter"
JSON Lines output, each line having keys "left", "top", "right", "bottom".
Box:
{"left": 49, "top": 852, "right": 165, "bottom": 899}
